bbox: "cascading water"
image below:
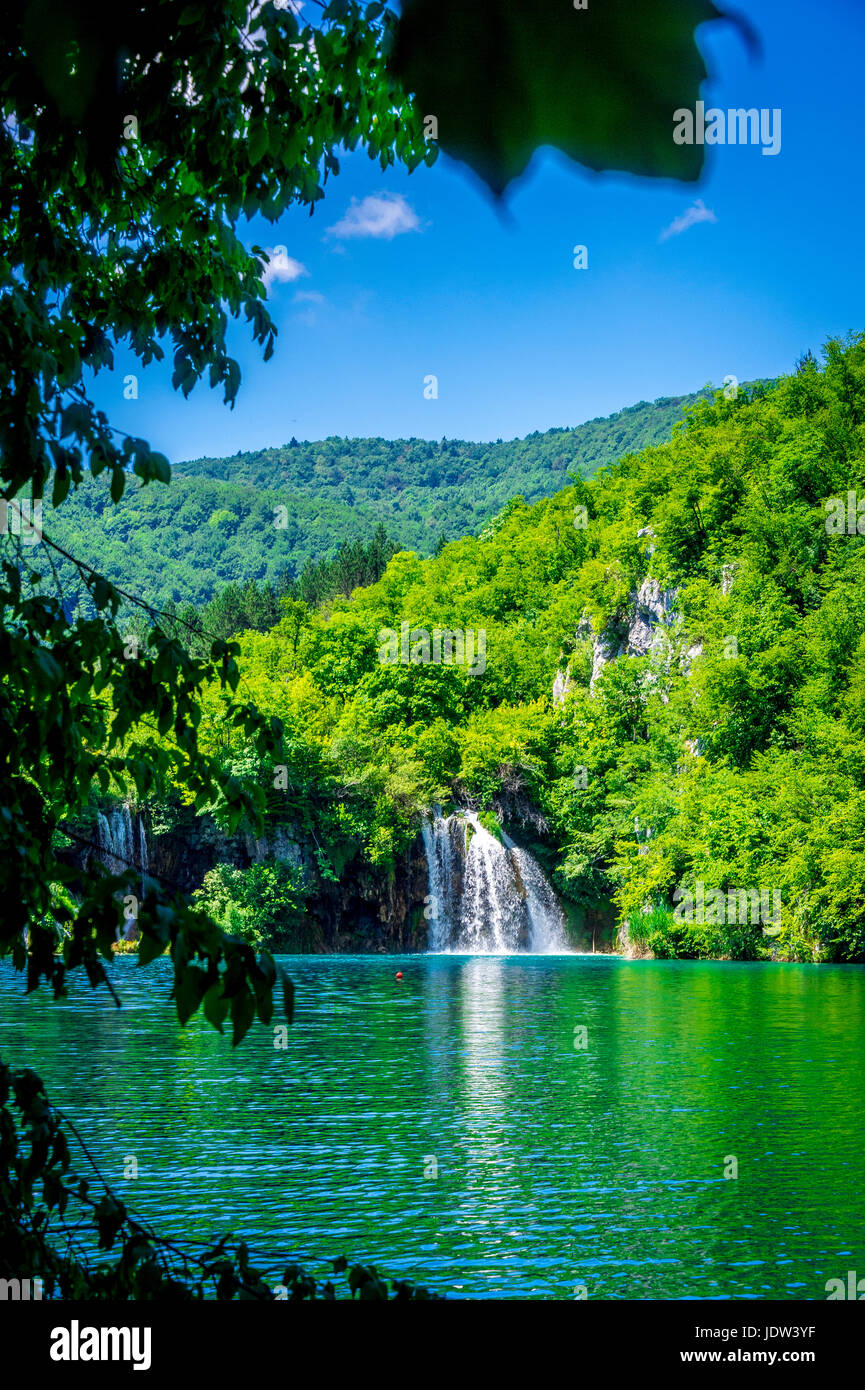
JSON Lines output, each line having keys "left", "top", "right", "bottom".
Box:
{"left": 420, "top": 809, "right": 458, "bottom": 951}
{"left": 139, "top": 817, "right": 149, "bottom": 887}
{"left": 95, "top": 803, "right": 149, "bottom": 940}
{"left": 505, "top": 840, "right": 567, "bottom": 954}
{"left": 422, "top": 808, "right": 568, "bottom": 953}
{"left": 96, "top": 803, "right": 135, "bottom": 877}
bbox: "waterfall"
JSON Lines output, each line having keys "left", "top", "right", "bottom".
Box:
{"left": 139, "top": 815, "right": 149, "bottom": 885}
{"left": 460, "top": 812, "right": 527, "bottom": 952}
{"left": 422, "top": 809, "right": 568, "bottom": 953}
{"left": 420, "top": 808, "right": 459, "bottom": 950}
{"left": 95, "top": 803, "right": 148, "bottom": 940}
{"left": 96, "top": 802, "right": 135, "bottom": 877}
{"left": 505, "top": 841, "right": 568, "bottom": 953}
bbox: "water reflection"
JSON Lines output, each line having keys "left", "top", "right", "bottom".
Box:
{"left": 0, "top": 956, "right": 862, "bottom": 1299}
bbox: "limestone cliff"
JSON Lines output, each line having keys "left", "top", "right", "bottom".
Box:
{"left": 67, "top": 802, "right": 432, "bottom": 953}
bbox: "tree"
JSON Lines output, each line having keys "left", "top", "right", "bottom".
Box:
{"left": 279, "top": 597, "right": 311, "bottom": 666}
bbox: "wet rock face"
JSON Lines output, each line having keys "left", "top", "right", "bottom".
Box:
{"left": 148, "top": 812, "right": 249, "bottom": 893}
{"left": 149, "top": 811, "right": 432, "bottom": 952}
{"left": 66, "top": 803, "right": 432, "bottom": 953}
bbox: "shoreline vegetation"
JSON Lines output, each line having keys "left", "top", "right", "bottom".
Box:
{"left": 104, "top": 939, "right": 848, "bottom": 962}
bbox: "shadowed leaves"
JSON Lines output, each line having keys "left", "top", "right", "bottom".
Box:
{"left": 392, "top": 0, "right": 730, "bottom": 195}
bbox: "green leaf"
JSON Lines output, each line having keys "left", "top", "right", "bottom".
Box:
{"left": 60, "top": 402, "right": 91, "bottom": 438}
{"left": 52, "top": 468, "right": 70, "bottom": 507}
{"left": 175, "top": 963, "right": 208, "bottom": 1024}
{"left": 138, "top": 929, "right": 167, "bottom": 967}
{"left": 149, "top": 451, "right": 171, "bottom": 484}
{"left": 391, "top": 0, "right": 727, "bottom": 195}
{"left": 134, "top": 449, "right": 172, "bottom": 485}
{"left": 203, "top": 981, "right": 230, "bottom": 1033}
{"left": 230, "top": 985, "right": 255, "bottom": 1047}
{"left": 248, "top": 123, "right": 269, "bottom": 167}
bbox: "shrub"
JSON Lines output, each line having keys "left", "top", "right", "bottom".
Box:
{"left": 193, "top": 862, "right": 311, "bottom": 951}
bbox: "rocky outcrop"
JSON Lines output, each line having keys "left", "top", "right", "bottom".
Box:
{"left": 627, "top": 577, "right": 678, "bottom": 655}
{"left": 66, "top": 801, "right": 432, "bottom": 954}
{"left": 616, "top": 915, "right": 654, "bottom": 960}
{"left": 588, "top": 576, "right": 679, "bottom": 690}
{"left": 552, "top": 529, "right": 739, "bottom": 705}
{"left": 636, "top": 524, "right": 657, "bottom": 555}
{"left": 309, "top": 840, "right": 431, "bottom": 952}
{"left": 590, "top": 627, "right": 622, "bottom": 689}
{"left": 152, "top": 810, "right": 431, "bottom": 952}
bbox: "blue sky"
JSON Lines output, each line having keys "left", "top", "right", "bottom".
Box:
{"left": 91, "top": 0, "right": 865, "bottom": 459}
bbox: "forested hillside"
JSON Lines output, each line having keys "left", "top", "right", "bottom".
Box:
{"left": 161, "top": 338, "right": 865, "bottom": 964}
{"left": 44, "top": 389, "right": 723, "bottom": 609}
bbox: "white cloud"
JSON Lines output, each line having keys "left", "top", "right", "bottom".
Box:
{"left": 659, "top": 199, "right": 717, "bottom": 241}
{"left": 293, "top": 289, "right": 325, "bottom": 305}
{"left": 326, "top": 193, "right": 420, "bottom": 241}
{"left": 262, "top": 248, "right": 308, "bottom": 290}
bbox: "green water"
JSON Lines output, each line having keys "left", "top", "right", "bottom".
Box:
{"left": 1, "top": 954, "right": 863, "bottom": 1299}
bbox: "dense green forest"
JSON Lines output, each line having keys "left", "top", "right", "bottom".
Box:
{"left": 43, "top": 390, "right": 727, "bottom": 609}
{"left": 163, "top": 339, "right": 865, "bottom": 965}
{"left": 142, "top": 525, "right": 402, "bottom": 651}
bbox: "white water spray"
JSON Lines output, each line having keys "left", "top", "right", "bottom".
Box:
{"left": 422, "top": 808, "right": 568, "bottom": 953}
{"left": 95, "top": 804, "right": 149, "bottom": 940}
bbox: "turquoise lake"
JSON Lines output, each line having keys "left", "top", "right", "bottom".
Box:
{"left": 1, "top": 954, "right": 863, "bottom": 1299}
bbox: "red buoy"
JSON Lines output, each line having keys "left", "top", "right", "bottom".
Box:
{"left": 395, "top": 970, "right": 404, "bottom": 980}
